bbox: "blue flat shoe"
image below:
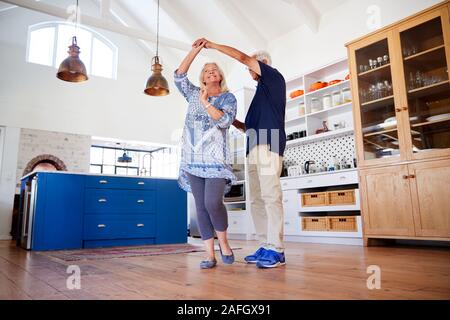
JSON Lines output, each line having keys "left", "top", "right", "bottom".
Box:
{"left": 200, "top": 259, "right": 217, "bottom": 269}
{"left": 219, "top": 245, "right": 235, "bottom": 265}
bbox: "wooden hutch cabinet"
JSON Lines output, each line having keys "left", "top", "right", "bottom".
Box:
{"left": 346, "top": 1, "right": 450, "bottom": 245}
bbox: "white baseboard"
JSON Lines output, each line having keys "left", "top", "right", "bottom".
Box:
{"left": 0, "top": 235, "right": 12, "bottom": 240}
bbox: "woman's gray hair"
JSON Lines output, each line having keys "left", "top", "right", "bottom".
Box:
{"left": 253, "top": 50, "right": 272, "bottom": 65}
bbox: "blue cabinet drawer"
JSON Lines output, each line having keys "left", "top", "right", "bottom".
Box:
{"left": 84, "top": 214, "right": 156, "bottom": 240}
{"left": 86, "top": 176, "right": 156, "bottom": 190}
{"left": 85, "top": 189, "right": 156, "bottom": 213}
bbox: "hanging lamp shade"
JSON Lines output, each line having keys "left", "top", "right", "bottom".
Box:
{"left": 57, "top": 36, "right": 88, "bottom": 82}
{"left": 144, "top": 56, "right": 169, "bottom": 96}
{"left": 144, "top": 0, "right": 169, "bottom": 96}
{"left": 118, "top": 151, "right": 132, "bottom": 163}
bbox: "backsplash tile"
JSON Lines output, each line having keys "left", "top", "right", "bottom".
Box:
{"left": 284, "top": 134, "right": 356, "bottom": 168}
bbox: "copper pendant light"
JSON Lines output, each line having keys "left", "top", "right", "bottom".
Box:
{"left": 144, "top": 0, "right": 169, "bottom": 96}
{"left": 56, "top": 0, "right": 88, "bottom": 83}
{"left": 57, "top": 36, "right": 88, "bottom": 82}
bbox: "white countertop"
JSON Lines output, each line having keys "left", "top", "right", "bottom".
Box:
{"left": 280, "top": 168, "right": 358, "bottom": 180}
{"left": 21, "top": 170, "right": 178, "bottom": 181}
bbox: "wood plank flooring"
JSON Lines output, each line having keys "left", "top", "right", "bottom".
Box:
{"left": 0, "top": 240, "right": 449, "bottom": 300}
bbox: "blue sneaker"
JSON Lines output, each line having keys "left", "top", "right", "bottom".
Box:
{"left": 256, "top": 249, "right": 286, "bottom": 269}
{"left": 244, "top": 247, "right": 266, "bottom": 264}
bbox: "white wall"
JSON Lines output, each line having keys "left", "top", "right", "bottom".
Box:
{"left": 267, "top": 0, "right": 443, "bottom": 80}
{"left": 0, "top": 0, "right": 215, "bottom": 146}
{"left": 0, "top": 127, "right": 20, "bottom": 240}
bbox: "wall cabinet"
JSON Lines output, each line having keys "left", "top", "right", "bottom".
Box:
{"left": 347, "top": 2, "right": 450, "bottom": 244}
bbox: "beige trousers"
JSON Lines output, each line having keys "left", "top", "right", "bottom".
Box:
{"left": 247, "top": 144, "right": 284, "bottom": 252}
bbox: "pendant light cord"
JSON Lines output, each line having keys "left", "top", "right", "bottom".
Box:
{"left": 156, "top": 0, "right": 160, "bottom": 57}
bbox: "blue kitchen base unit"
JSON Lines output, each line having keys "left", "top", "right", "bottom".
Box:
{"left": 19, "top": 172, "right": 187, "bottom": 251}
{"left": 83, "top": 238, "right": 156, "bottom": 248}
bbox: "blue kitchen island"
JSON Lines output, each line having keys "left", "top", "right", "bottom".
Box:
{"left": 18, "top": 171, "right": 187, "bottom": 251}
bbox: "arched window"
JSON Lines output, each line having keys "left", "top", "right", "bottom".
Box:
{"left": 26, "top": 21, "right": 118, "bottom": 79}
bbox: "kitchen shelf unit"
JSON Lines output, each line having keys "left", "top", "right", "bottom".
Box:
{"left": 346, "top": 1, "right": 450, "bottom": 246}
{"left": 285, "top": 58, "right": 354, "bottom": 147}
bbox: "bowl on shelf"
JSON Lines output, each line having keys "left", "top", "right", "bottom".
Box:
{"left": 309, "top": 81, "right": 328, "bottom": 92}
{"left": 328, "top": 80, "right": 342, "bottom": 86}
{"left": 289, "top": 89, "right": 304, "bottom": 99}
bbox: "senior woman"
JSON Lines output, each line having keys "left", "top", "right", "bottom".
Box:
{"left": 174, "top": 40, "right": 237, "bottom": 269}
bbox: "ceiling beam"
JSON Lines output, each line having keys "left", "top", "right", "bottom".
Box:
{"left": 100, "top": 0, "right": 111, "bottom": 19}
{"left": 284, "top": 0, "right": 320, "bottom": 33}
{"left": 2, "top": 0, "right": 192, "bottom": 52}
{"left": 213, "top": 0, "right": 267, "bottom": 50}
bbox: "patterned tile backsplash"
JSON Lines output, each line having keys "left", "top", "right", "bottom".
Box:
{"left": 284, "top": 133, "right": 356, "bottom": 169}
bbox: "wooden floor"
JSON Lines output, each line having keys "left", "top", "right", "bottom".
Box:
{"left": 0, "top": 239, "right": 449, "bottom": 300}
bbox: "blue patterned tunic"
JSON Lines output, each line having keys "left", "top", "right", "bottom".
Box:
{"left": 174, "top": 71, "right": 237, "bottom": 193}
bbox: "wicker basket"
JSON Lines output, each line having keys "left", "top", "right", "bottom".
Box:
{"left": 302, "top": 217, "right": 329, "bottom": 231}
{"left": 328, "top": 216, "right": 357, "bottom": 232}
{"left": 301, "top": 192, "right": 328, "bottom": 207}
{"left": 328, "top": 190, "right": 356, "bottom": 205}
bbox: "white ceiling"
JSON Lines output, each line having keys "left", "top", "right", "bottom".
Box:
{"left": 2, "top": 0, "right": 350, "bottom": 54}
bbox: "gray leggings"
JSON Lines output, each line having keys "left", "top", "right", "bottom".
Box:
{"left": 187, "top": 172, "right": 228, "bottom": 240}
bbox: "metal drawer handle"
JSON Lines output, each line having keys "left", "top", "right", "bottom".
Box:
{"left": 137, "top": 224, "right": 145, "bottom": 227}
{"left": 340, "top": 176, "right": 346, "bottom": 179}
{"left": 99, "top": 180, "right": 108, "bottom": 184}
{"left": 137, "top": 200, "right": 145, "bottom": 203}
{"left": 98, "top": 198, "right": 107, "bottom": 203}
{"left": 285, "top": 222, "right": 290, "bottom": 225}
{"left": 233, "top": 221, "right": 237, "bottom": 225}
{"left": 307, "top": 180, "right": 312, "bottom": 183}
{"left": 138, "top": 182, "right": 145, "bottom": 185}
{"left": 283, "top": 199, "right": 289, "bottom": 203}
{"left": 98, "top": 224, "right": 106, "bottom": 228}
{"left": 282, "top": 183, "right": 288, "bottom": 186}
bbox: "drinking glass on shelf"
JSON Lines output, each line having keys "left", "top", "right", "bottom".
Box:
{"left": 377, "top": 57, "right": 383, "bottom": 68}
{"left": 359, "top": 65, "right": 365, "bottom": 73}
{"left": 384, "top": 80, "right": 392, "bottom": 96}
{"left": 411, "top": 45, "right": 418, "bottom": 55}
{"left": 409, "top": 72, "right": 415, "bottom": 90}
{"left": 383, "top": 55, "right": 389, "bottom": 65}
{"left": 415, "top": 71, "right": 423, "bottom": 88}
{"left": 369, "top": 59, "right": 374, "bottom": 69}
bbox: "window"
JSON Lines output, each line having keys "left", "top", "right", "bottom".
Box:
{"left": 27, "top": 21, "right": 118, "bottom": 79}
{"left": 89, "top": 146, "right": 180, "bottom": 178}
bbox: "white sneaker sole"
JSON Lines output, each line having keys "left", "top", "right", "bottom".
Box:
{"left": 257, "top": 261, "right": 286, "bottom": 269}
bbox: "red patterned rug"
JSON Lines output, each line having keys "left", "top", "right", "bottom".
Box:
{"left": 39, "top": 243, "right": 211, "bottom": 262}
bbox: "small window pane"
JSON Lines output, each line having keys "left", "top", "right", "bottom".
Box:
{"left": 102, "top": 165, "right": 115, "bottom": 174}
{"left": 116, "top": 167, "right": 127, "bottom": 176}
{"left": 91, "top": 37, "right": 114, "bottom": 78}
{"left": 90, "top": 147, "right": 103, "bottom": 164}
{"left": 28, "top": 27, "right": 55, "bottom": 66}
{"left": 89, "top": 165, "right": 102, "bottom": 174}
{"left": 103, "top": 149, "right": 116, "bottom": 165}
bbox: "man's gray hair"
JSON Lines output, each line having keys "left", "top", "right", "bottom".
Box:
{"left": 253, "top": 50, "right": 272, "bottom": 66}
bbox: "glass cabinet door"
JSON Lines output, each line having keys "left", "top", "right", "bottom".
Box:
{"left": 354, "top": 37, "right": 400, "bottom": 161}
{"left": 399, "top": 14, "right": 450, "bottom": 158}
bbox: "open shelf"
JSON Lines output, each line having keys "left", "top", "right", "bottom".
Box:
{"left": 305, "top": 80, "right": 350, "bottom": 98}
{"left": 286, "top": 127, "right": 354, "bottom": 148}
{"left": 307, "top": 102, "right": 353, "bottom": 118}
{"left": 286, "top": 115, "right": 306, "bottom": 127}
{"left": 287, "top": 95, "right": 305, "bottom": 106}
{"left": 363, "top": 127, "right": 398, "bottom": 137}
